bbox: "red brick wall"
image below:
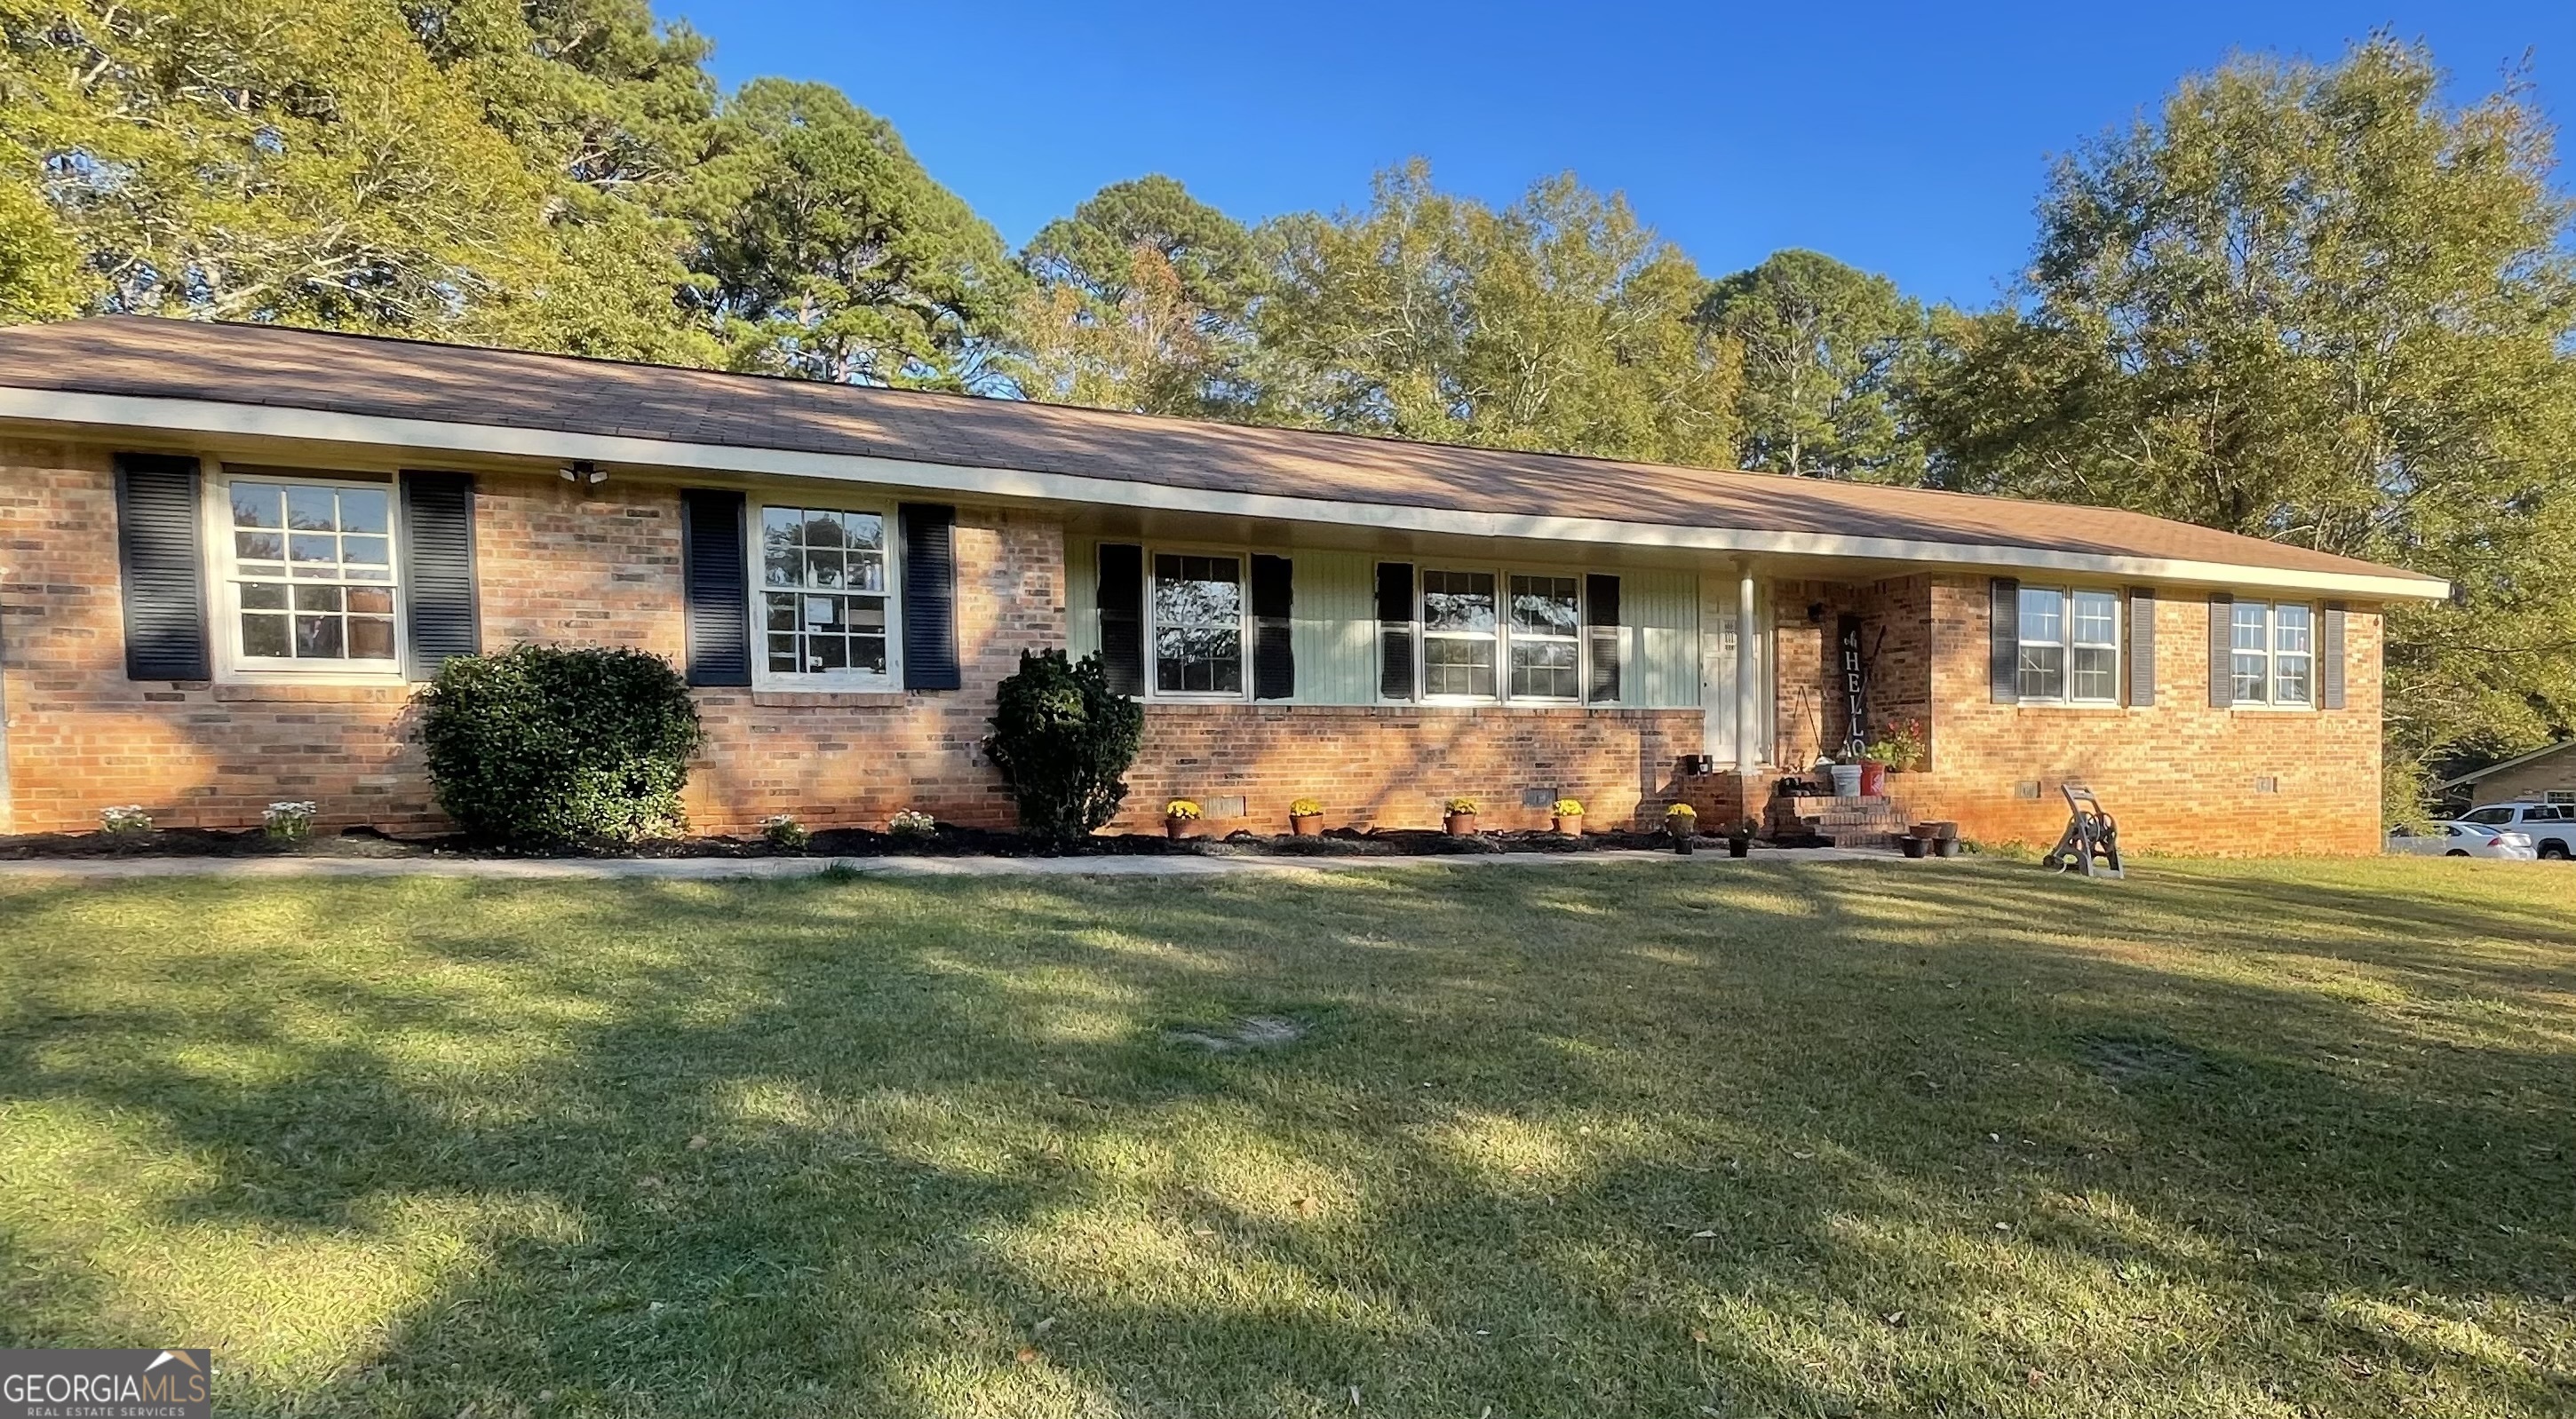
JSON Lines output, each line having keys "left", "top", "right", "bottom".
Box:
{"left": 1767, "top": 574, "right": 2385, "bottom": 856}
{"left": 0, "top": 435, "right": 2389, "bottom": 853}
{"left": 0, "top": 443, "right": 1058, "bottom": 836}
{"left": 0, "top": 438, "right": 439, "bottom": 834}
{"left": 1108, "top": 705, "right": 1705, "bottom": 834}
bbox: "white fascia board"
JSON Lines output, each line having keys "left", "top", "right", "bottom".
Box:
{"left": 0, "top": 387, "right": 2454, "bottom": 602}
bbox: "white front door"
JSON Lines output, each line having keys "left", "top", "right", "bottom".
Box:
{"left": 1700, "top": 576, "right": 1769, "bottom": 767}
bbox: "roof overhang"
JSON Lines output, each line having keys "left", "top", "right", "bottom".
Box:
{"left": 0, "top": 386, "right": 2455, "bottom": 602}
{"left": 2435, "top": 738, "right": 2575, "bottom": 789}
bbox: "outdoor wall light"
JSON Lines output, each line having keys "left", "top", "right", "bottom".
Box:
{"left": 560, "top": 459, "right": 608, "bottom": 486}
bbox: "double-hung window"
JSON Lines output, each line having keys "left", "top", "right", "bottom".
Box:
{"left": 221, "top": 472, "right": 399, "bottom": 670}
{"left": 1421, "top": 570, "right": 1499, "bottom": 699}
{"left": 1507, "top": 575, "right": 1581, "bottom": 701}
{"left": 1404, "top": 567, "right": 1598, "bottom": 704}
{"left": 2015, "top": 586, "right": 2119, "bottom": 703}
{"left": 1151, "top": 553, "right": 1244, "bottom": 695}
{"left": 2230, "top": 599, "right": 2313, "bottom": 707}
{"left": 759, "top": 503, "right": 891, "bottom": 685}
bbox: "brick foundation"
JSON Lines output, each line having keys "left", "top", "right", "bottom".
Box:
{"left": 1111, "top": 705, "right": 1704, "bottom": 835}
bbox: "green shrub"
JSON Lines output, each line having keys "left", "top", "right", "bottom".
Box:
{"left": 985, "top": 650, "right": 1143, "bottom": 849}
{"left": 416, "top": 645, "right": 703, "bottom": 848}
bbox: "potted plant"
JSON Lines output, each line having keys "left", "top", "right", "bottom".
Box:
{"left": 1859, "top": 717, "right": 1927, "bottom": 797}
{"left": 1551, "top": 797, "right": 1585, "bottom": 836}
{"left": 1727, "top": 817, "right": 1757, "bottom": 858}
{"left": 1288, "top": 797, "right": 1325, "bottom": 836}
{"left": 1164, "top": 798, "right": 1203, "bottom": 840}
{"left": 1443, "top": 797, "right": 1480, "bottom": 836}
{"left": 1666, "top": 802, "right": 1697, "bottom": 853}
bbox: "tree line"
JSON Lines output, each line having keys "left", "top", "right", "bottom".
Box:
{"left": 3, "top": 2, "right": 2571, "bottom": 813}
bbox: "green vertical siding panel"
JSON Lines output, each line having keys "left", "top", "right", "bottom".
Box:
{"left": 1625, "top": 568, "right": 1700, "bottom": 709}
{"left": 1066, "top": 535, "right": 1098, "bottom": 661}
{"left": 1289, "top": 550, "right": 1379, "bottom": 705}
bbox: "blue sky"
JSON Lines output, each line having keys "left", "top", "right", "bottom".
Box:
{"left": 695, "top": 1, "right": 2568, "bottom": 309}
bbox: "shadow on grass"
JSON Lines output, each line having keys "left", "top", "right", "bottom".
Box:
{"left": 0, "top": 860, "right": 2570, "bottom": 1416}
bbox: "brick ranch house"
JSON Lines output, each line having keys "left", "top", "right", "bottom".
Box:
{"left": 0, "top": 317, "right": 2448, "bottom": 852}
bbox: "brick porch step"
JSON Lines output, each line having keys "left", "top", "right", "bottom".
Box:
{"left": 1769, "top": 794, "right": 1913, "bottom": 849}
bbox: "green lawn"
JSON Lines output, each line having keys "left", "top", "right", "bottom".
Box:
{"left": 1, "top": 858, "right": 2569, "bottom": 1417}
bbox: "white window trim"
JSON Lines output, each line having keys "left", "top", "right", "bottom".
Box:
{"left": 1142, "top": 543, "right": 1252, "bottom": 703}
{"left": 2014, "top": 585, "right": 2123, "bottom": 707}
{"left": 205, "top": 465, "right": 406, "bottom": 685}
{"left": 2230, "top": 599, "right": 2317, "bottom": 710}
{"left": 747, "top": 499, "right": 902, "bottom": 693}
{"left": 1402, "top": 561, "right": 1600, "bottom": 708}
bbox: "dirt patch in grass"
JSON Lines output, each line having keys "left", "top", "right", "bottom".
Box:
{"left": 1163, "top": 1015, "right": 1310, "bottom": 1054}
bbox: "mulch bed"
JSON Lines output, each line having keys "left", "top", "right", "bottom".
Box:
{"left": 0, "top": 824, "right": 1793, "bottom": 861}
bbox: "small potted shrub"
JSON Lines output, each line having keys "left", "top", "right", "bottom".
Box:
{"left": 1727, "top": 816, "right": 1757, "bottom": 858}
{"left": 1165, "top": 798, "right": 1204, "bottom": 839}
{"left": 1443, "top": 797, "right": 1480, "bottom": 836}
{"left": 760, "top": 813, "right": 810, "bottom": 852}
{"left": 1552, "top": 797, "right": 1585, "bottom": 836}
{"left": 1287, "top": 798, "right": 1326, "bottom": 836}
{"left": 264, "top": 800, "right": 317, "bottom": 844}
{"left": 1666, "top": 802, "right": 1697, "bottom": 853}
{"left": 1860, "top": 718, "right": 1927, "bottom": 797}
{"left": 888, "top": 808, "right": 936, "bottom": 840}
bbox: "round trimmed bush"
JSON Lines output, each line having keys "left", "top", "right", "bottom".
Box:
{"left": 416, "top": 645, "right": 703, "bottom": 848}
{"left": 986, "top": 649, "right": 1143, "bottom": 849}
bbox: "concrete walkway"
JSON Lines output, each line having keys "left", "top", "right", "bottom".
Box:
{"left": 0, "top": 844, "right": 1910, "bottom": 882}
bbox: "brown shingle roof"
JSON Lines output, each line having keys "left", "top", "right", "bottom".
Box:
{"left": 0, "top": 316, "right": 2440, "bottom": 590}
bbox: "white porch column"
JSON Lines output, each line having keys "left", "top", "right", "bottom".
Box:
{"left": 1734, "top": 565, "right": 1759, "bottom": 771}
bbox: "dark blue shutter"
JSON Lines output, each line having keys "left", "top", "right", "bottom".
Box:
{"left": 114, "top": 452, "right": 209, "bottom": 681}
{"left": 2126, "top": 586, "right": 2155, "bottom": 707}
{"left": 1377, "top": 562, "right": 1415, "bottom": 702}
{"left": 1252, "top": 554, "right": 1294, "bottom": 701}
{"left": 1988, "top": 577, "right": 2018, "bottom": 704}
{"left": 900, "top": 503, "right": 959, "bottom": 690}
{"left": 1096, "top": 543, "right": 1143, "bottom": 695}
{"left": 2208, "top": 593, "right": 2234, "bottom": 708}
{"left": 2320, "top": 601, "right": 2347, "bottom": 710}
{"left": 680, "top": 489, "right": 751, "bottom": 687}
{"left": 399, "top": 471, "right": 480, "bottom": 681}
{"left": 1586, "top": 573, "right": 1622, "bottom": 704}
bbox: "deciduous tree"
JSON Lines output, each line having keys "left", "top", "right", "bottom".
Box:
{"left": 1010, "top": 174, "right": 1264, "bottom": 417}
{"left": 1259, "top": 162, "right": 1739, "bottom": 464}
{"left": 1702, "top": 249, "right": 1928, "bottom": 480}
{"left": 1911, "top": 37, "right": 2576, "bottom": 813}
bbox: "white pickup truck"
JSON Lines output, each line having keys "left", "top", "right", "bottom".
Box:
{"left": 2455, "top": 802, "right": 2575, "bottom": 860}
